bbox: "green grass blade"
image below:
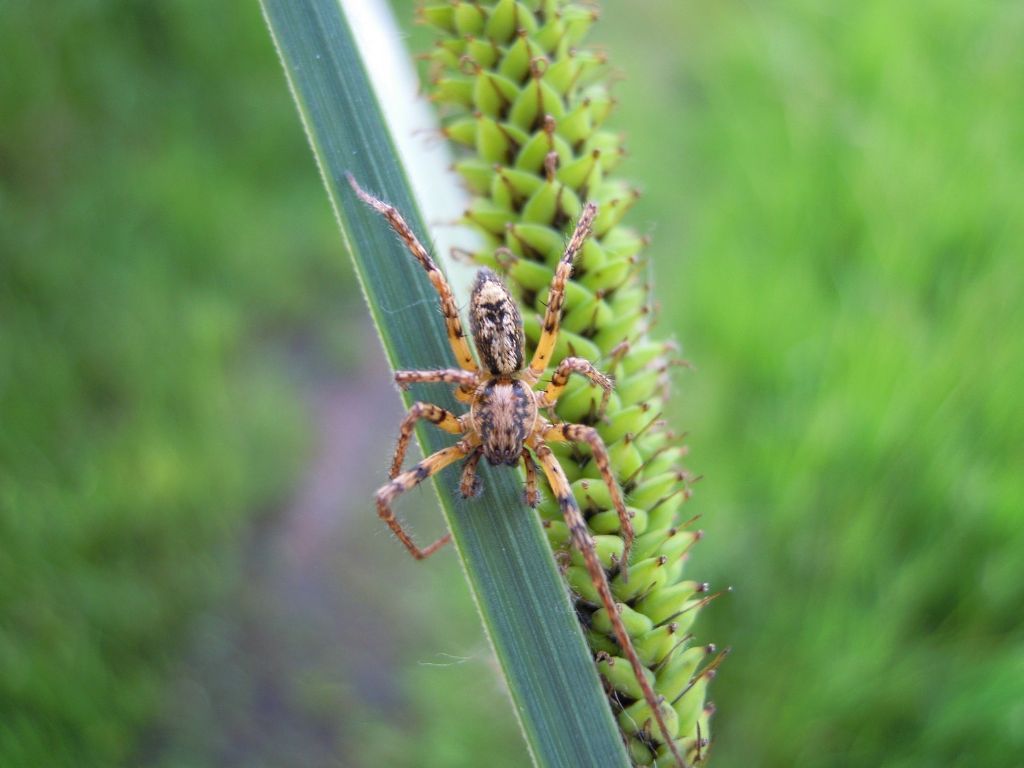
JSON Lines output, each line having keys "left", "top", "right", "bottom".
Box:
{"left": 258, "top": 2, "right": 630, "bottom": 765}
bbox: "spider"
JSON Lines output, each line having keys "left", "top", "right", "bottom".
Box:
{"left": 349, "top": 175, "right": 685, "bottom": 768}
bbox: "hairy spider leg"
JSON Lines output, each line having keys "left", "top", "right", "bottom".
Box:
{"left": 531, "top": 442, "right": 686, "bottom": 768}
{"left": 376, "top": 443, "right": 474, "bottom": 560}
{"left": 459, "top": 448, "right": 483, "bottom": 498}
{"left": 542, "top": 422, "right": 634, "bottom": 582}
{"left": 395, "top": 368, "right": 480, "bottom": 404}
{"left": 389, "top": 402, "right": 466, "bottom": 478}
{"left": 347, "top": 175, "right": 479, "bottom": 380}
{"left": 521, "top": 449, "right": 540, "bottom": 507}
{"left": 539, "top": 356, "right": 613, "bottom": 417}
{"left": 526, "top": 203, "right": 598, "bottom": 381}
{"left": 394, "top": 368, "right": 479, "bottom": 389}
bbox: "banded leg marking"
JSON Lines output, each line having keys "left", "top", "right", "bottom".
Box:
{"left": 375, "top": 444, "right": 468, "bottom": 560}
{"left": 543, "top": 422, "right": 633, "bottom": 581}
{"left": 531, "top": 443, "right": 684, "bottom": 766}
{"left": 522, "top": 449, "right": 540, "bottom": 507}
{"left": 395, "top": 368, "right": 479, "bottom": 391}
{"left": 459, "top": 448, "right": 483, "bottom": 499}
{"left": 540, "top": 356, "right": 613, "bottom": 416}
{"left": 348, "top": 175, "right": 478, "bottom": 373}
{"left": 390, "top": 402, "right": 465, "bottom": 479}
{"left": 527, "top": 203, "right": 598, "bottom": 379}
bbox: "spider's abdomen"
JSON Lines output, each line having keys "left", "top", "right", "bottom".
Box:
{"left": 469, "top": 269, "right": 524, "bottom": 376}
{"left": 471, "top": 379, "right": 537, "bottom": 466}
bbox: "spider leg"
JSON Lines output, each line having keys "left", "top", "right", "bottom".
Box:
{"left": 531, "top": 442, "right": 685, "bottom": 768}
{"left": 395, "top": 369, "right": 480, "bottom": 403}
{"left": 538, "top": 356, "right": 612, "bottom": 417}
{"left": 459, "top": 448, "right": 483, "bottom": 498}
{"left": 376, "top": 443, "right": 471, "bottom": 560}
{"left": 542, "top": 422, "right": 633, "bottom": 582}
{"left": 525, "top": 203, "right": 598, "bottom": 381}
{"left": 348, "top": 175, "right": 479, "bottom": 380}
{"left": 390, "top": 402, "right": 466, "bottom": 478}
{"left": 521, "top": 449, "right": 540, "bottom": 507}
{"left": 395, "top": 368, "right": 479, "bottom": 390}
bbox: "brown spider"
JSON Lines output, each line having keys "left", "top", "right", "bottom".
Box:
{"left": 349, "top": 175, "right": 685, "bottom": 767}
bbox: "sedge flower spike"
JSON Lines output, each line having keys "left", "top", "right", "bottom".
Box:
{"left": 419, "top": 1, "right": 724, "bottom": 764}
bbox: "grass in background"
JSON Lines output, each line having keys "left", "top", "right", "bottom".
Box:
{"left": 0, "top": 3, "right": 354, "bottom": 765}
{"left": 596, "top": 1, "right": 1024, "bottom": 765}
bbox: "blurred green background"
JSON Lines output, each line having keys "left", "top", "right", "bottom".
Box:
{"left": 2, "top": 1, "right": 1021, "bottom": 767}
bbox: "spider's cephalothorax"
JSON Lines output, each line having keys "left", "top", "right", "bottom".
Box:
{"left": 349, "top": 175, "right": 687, "bottom": 768}
{"left": 471, "top": 377, "right": 537, "bottom": 466}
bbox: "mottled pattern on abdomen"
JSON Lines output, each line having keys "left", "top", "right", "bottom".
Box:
{"left": 469, "top": 269, "right": 524, "bottom": 375}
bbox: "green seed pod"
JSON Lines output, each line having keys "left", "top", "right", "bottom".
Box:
{"left": 632, "top": 527, "right": 676, "bottom": 563}
{"left": 580, "top": 258, "right": 633, "bottom": 294}
{"left": 510, "top": 77, "right": 566, "bottom": 127}
{"left": 554, "top": 379, "right": 618, "bottom": 422}
{"left": 419, "top": 4, "right": 456, "bottom": 32}
{"left": 635, "top": 580, "right": 706, "bottom": 626}
{"left": 519, "top": 180, "right": 561, "bottom": 224}
{"left": 433, "top": 76, "right": 474, "bottom": 108}
{"left": 656, "top": 528, "right": 700, "bottom": 561}
{"left": 494, "top": 165, "right": 544, "bottom": 207}
{"left": 442, "top": 115, "right": 477, "bottom": 147}
{"left": 611, "top": 555, "right": 668, "bottom": 602}
{"left": 607, "top": 437, "right": 645, "bottom": 480}
{"left": 592, "top": 602, "right": 652, "bottom": 638}
{"left": 657, "top": 644, "right": 714, "bottom": 702}
{"left": 669, "top": 599, "right": 704, "bottom": 638}
{"left": 647, "top": 488, "right": 688, "bottom": 531}
{"left": 506, "top": 221, "right": 565, "bottom": 259}
{"left": 455, "top": 158, "right": 496, "bottom": 195}
{"left": 565, "top": 565, "right": 601, "bottom": 605}
{"left": 574, "top": 478, "right": 613, "bottom": 511}
{"left": 600, "top": 403, "right": 654, "bottom": 445}
{"left": 475, "top": 115, "right": 514, "bottom": 163}
{"left": 499, "top": 35, "right": 533, "bottom": 81}
{"left": 556, "top": 146, "right": 601, "bottom": 188}
{"left": 483, "top": 0, "right": 518, "bottom": 41}
{"left": 696, "top": 704, "right": 714, "bottom": 751}
{"left": 577, "top": 237, "right": 609, "bottom": 271}
{"left": 655, "top": 737, "right": 704, "bottom": 768}
{"left": 628, "top": 471, "right": 684, "bottom": 511}
{"left": 466, "top": 37, "right": 500, "bottom": 69}
{"left": 452, "top": 2, "right": 486, "bottom": 36}
{"left": 421, "top": 1, "right": 719, "bottom": 761}
{"left": 631, "top": 622, "right": 682, "bottom": 668}
{"left": 569, "top": 533, "right": 624, "bottom": 570}
{"left": 561, "top": 291, "right": 611, "bottom": 335}
{"left": 626, "top": 736, "right": 655, "bottom": 767}
{"left": 614, "top": 370, "right": 664, "bottom": 410}
{"left": 543, "top": 519, "right": 570, "bottom": 548}
{"left": 589, "top": 504, "right": 646, "bottom": 537}
{"left": 597, "top": 654, "right": 656, "bottom": 701}
{"left": 507, "top": 256, "right": 556, "bottom": 291}
{"left": 643, "top": 446, "right": 689, "bottom": 478}
{"left": 546, "top": 326, "right": 601, "bottom": 362}
{"left": 464, "top": 197, "right": 515, "bottom": 235}
{"left": 585, "top": 627, "right": 621, "bottom": 657}
{"left": 617, "top": 696, "right": 679, "bottom": 740}
{"left": 673, "top": 674, "right": 710, "bottom": 738}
